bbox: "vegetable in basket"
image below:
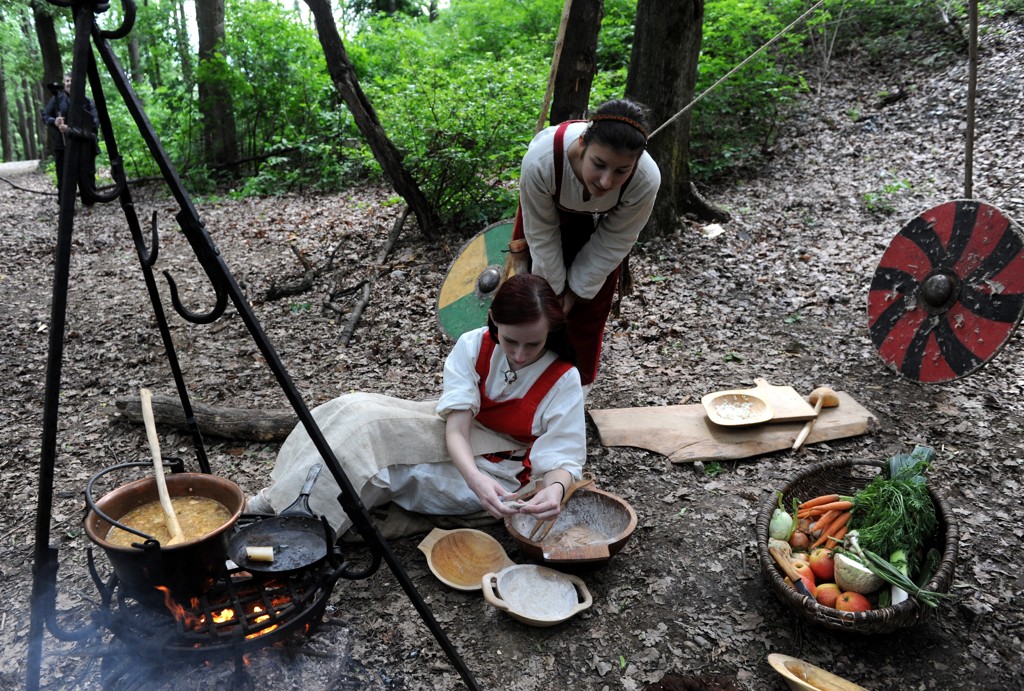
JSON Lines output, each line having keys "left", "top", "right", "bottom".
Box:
{"left": 836, "top": 446, "right": 954, "bottom": 608}
{"left": 769, "top": 492, "right": 797, "bottom": 541}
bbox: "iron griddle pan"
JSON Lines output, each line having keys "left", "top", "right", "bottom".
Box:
{"left": 228, "top": 465, "right": 333, "bottom": 574}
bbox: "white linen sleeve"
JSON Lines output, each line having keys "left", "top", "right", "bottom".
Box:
{"left": 526, "top": 368, "right": 587, "bottom": 479}
{"left": 435, "top": 328, "right": 485, "bottom": 418}
{"left": 519, "top": 135, "right": 568, "bottom": 295}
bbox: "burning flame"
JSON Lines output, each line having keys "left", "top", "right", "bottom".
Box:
{"left": 156, "top": 586, "right": 287, "bottom": 639}
{"left": 156, "top": 586, "right": 204, "bottom": 631}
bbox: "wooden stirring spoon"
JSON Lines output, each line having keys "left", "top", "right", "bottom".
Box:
{"left": 792, "top": 386, "right": 840, "bottom": 451}
{"left": 140, "top": 388, "right": 186, "bottom": 546}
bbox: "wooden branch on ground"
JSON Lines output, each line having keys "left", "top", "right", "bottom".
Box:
{"left": 112, "top": 393, "right": 296, "bottom": 442}
{"left": 336, "top": 206, "right": 411, "bottom": 345}
{"left": 266, "top": 244, "right": 320, "bottom": 301}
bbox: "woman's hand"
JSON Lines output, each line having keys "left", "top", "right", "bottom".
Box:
{"left": 560, "top": 290, "right": 576, "bottom": 315}
{"left": 516, "top": 482, "right": 566, "bottom": 520}
{"left": 466, "top": 472, "right": 522, "bottom": 519}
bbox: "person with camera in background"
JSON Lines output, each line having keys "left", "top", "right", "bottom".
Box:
{"left": 41, "top": 73, "right": 99, "bottom": 206}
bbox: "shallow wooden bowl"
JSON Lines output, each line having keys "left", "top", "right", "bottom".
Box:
{"left": 417, "top": 527, "right": 515, "bottom": 591}
{"left": 482, "top": 564, "right": 592, "bottom": 627}
{"left": 504, "top": 487, "right": 637, "bottom": 564}
{"left": 701, "top": 391, "right": 774, "bottom": 426}
{"left": 767, "top": 653, "right": 867, "bottom": 691}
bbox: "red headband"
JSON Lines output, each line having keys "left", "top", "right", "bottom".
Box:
{"left": 589, "top": 114, "right": 649, "bottom": 140}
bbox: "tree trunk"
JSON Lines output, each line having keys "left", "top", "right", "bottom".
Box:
{"left": 303, "top": 0, "right": 438, "bottom": 238}
{"left": 29, "top": 2, "right": 60, "bottom": 161}
{"left": 550, "top": 0, "right": 603, "bottom": 124}
{"left": 31, "top": 2, "right": 63, "bottom": 87}
{"left": 128, "top": 36, "right": 143, "bottom": 84}
{"left": 626, "top": 0, "right": 728, "bottom": 237}
{"left": 195, "top": 0, "right": 239, "bottom": 169}
{"left": 1, "top": 56, "right": 12, "bottom": 161}
{"left": 20, "top": 78, "right": 39, "bottom": 160}
{"left": 174, "top": 0, "right": 194, "bottom": 85}
{"left": 15, "top": 85, "right": 30, "bottom": 160}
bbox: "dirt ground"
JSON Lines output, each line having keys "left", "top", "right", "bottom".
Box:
{"left": 2, "top": 16, "right": 1024, "bottom": 691}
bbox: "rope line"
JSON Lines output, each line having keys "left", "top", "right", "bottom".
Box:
{"left": 649, "top": 0, "right": 827, "bottom": 141}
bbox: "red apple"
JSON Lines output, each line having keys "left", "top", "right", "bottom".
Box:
{"left": 814, "top": 582, "right": 841, "bottom": 608}
{"left": 808, "top": 547, "right": 835, "bottom": 582}
{"left": 790, "top": 559, "right": 816, "bottom": 585}
{"left": 836, "top": 591, "right": 871, "bottom": 612}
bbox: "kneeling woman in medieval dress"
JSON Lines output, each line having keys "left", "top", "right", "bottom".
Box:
{"left": 247, "top": 273, "right": 586, "bottom": 536}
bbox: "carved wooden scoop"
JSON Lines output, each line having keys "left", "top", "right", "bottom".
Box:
{"left": 140, "top": 388, "right": 185, "bottom": 546}
{"left": 792, "top": 386, "right": 840, "bottom": 451}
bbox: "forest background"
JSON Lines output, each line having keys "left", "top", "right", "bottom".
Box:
{"left": 3, "top": 1, "right": 1024, "bottom": 689}
{"left": 4, "top": 0, "right": 1021, "bottom": 238}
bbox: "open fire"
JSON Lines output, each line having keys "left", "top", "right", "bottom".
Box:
{"left": 140, "top": 566, "right": 332, "bottom": 651}
{"left": 156, "top": 584, "right": 290, "bottom": 640}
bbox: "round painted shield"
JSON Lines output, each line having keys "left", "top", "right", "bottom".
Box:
{"left": 437, "top": 219, "right": 516, "bottom": 340}
{"left": 868, "top": 200, "right": 1024, "bottom": 382}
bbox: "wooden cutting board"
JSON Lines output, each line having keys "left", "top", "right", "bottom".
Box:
{"left": 709, "top": 378, "right": 818, "bottom": 423}
{"left": 588, "top": 391, "right": 876, "bottom": 464}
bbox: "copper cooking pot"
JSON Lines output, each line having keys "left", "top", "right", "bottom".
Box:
{"left": 84, "top": 462, "right": 245, "bottom": 600}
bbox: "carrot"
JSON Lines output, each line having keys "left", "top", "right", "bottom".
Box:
{"left": 797, "top": 494, "right": 840, "bottom": 511}
{"left": 825, "top": 525, "right": 848, "bottom": 549}
{"left": 809, "top": 509, "right": 839, "bottom": 535}
{"left": 805, "top": 500, "right": 853, "bottom": 514}
{"left": 797, "top": 506, "right": 831, "bottom": 519}
{"left": 811, "top": 510, "right": 852, "bottom": 548}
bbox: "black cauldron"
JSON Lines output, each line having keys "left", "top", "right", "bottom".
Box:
{"left": 84, "top": 462, "right": 245, "bottom": 600}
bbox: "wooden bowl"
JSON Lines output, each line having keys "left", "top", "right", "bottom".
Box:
{"left": 767, "top": 654, "right": 867, "bottom": 691}
{"left": 482, "top": 564, "right": 592, "bottom": 626}
{"left": 504, "top": 487, "right": 637, "bottom": 564}
{"left": 417, "top": 527, "right": 515, "bottom": 591}
{"left": 701, "top": 391, "right": 774, "bottom": 426}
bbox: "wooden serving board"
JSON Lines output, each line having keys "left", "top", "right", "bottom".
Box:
{"left": 589, "top": 391, "right": 876, "bottom": 464}
{"left": 712, "top": 378, "right": 818, "bottom": 424}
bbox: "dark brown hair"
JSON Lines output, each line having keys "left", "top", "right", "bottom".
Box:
{"left": 487, "top": 274, "right": 577, "bottom": 365}
{"left": 581, "top": 98, "right": 650, "bottom": 154}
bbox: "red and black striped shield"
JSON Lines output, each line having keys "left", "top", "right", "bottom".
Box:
{"left": 868, "top": 200, "right": 1024, "bottom": 382}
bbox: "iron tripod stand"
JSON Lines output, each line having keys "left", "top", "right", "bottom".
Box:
{"left": 27, "top": 1, "right": 481, "bottom": 689}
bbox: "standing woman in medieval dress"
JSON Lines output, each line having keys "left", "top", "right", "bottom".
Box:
{"left": 512, "top": 98, "right": 661, "bottom": 387}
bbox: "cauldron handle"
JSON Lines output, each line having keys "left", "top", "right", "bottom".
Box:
{"left": 84, "top": 459, "right": 184, "bottom": 545}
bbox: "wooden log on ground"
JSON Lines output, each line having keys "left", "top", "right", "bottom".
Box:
{"left": 112, "top": 393, "right": 296, "bottom": 442}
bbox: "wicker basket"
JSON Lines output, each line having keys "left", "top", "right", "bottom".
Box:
{"left": 755, "top": 458, "right": 958, "bottom": 634}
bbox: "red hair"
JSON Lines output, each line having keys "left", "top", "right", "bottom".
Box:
{"left": 487, "top": 274, "right": 577, "bottom": 365}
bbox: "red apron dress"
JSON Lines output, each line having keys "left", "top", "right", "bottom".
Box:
{"left": 473, "top": 331, "right": 573, "bottom": 486}
{"left": 512, "top": 120, "right": 635, "bottom": 385}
